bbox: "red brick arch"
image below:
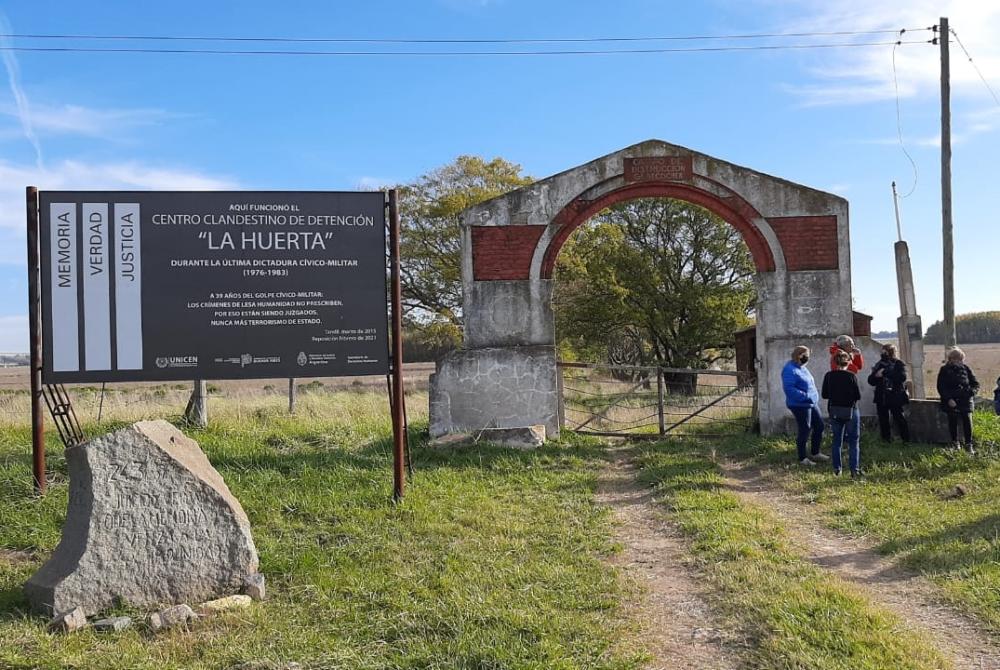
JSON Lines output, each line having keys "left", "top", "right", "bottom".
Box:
{"left": 539, "top": 181, "right": 776, "bottom": 279}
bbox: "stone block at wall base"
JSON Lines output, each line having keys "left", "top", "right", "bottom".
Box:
{"left": 906, "top": 399, "right": 953, "bottom": 444}
{"left": 429, "top": 346, "right": 560, "bottom": 439}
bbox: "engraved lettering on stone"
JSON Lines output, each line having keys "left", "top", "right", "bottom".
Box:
{"left": 25, "top": 420, "right": 258, "bottom": 616}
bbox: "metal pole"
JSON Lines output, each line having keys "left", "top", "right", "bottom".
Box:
{"left": 26, "top": 186, "right": 45, "bottom": 494}
{"left": 656, "top": 367, "right": 665, "bottom": 435}
{"left": 940, "top": 17, "right": 956, "bottom": 350}
{"left": 388, "top": 189, "right": 405, "bottom": 501}
{"left": 288, "top": 377, "right": 296, "bottom": 414}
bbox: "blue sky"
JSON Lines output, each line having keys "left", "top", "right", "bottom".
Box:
{"left": 1, "top": 0, "right": 999, "bottom": 349}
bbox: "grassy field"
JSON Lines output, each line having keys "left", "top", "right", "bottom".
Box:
{"left": 698, "top": 411, "right": 1000, "bottom": 633}
{"left": 5, "top": 380, "right": 1000, "bottom": 668}
{"left": 919, "top": 342, "right": 1000, "bottom": 395}
{"left": 0, "top": 390, "right": 645, "bottom": 670}
{"left": 634, "top": 439, "right": 951, "bottom": 670}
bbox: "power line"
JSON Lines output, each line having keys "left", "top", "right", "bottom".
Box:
{"left": 0, "top": 39, "right": 932, "bottom": 57}
{"left": 949, "top": 28, "right": 1000, "bottom": 109}
{"left": 0, "top": 27, "right": 931, "bottom": 45}
{"left": 891, "top": 35, "right": 919, "bottom": 198}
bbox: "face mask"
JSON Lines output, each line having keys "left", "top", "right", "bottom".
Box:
{"left": 800, "top": 356, "right": 810, "bottom": 364}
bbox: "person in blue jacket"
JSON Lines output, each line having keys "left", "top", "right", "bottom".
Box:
{"left": 782, "top": 345, "right": 828, "bottom": 465}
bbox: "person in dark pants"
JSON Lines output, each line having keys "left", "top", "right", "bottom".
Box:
{"left": 993, "top": 376, "right": 1000, "bottom": 415}
{"left": 936, "top": 347, "right": 980, "bottom": 454}
{"left": 781, "top": 345, "right": 828, "bottom": 466}
{"left": 823, "top": 350, "right": 863, "bottom": 477}
{"left": 867, "top": 343, "right": 910, "bottom": 443}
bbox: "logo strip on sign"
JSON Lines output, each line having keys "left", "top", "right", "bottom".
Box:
{"left": 82, "top": 203, "right": 112, "bottom": 371}
{"left": 114, "top": 203, "right": 143, "bottom": 370}
{"left": 49, "top": 203, "right": 79, "bottom": 372}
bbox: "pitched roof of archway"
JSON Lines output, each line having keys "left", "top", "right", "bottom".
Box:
{"left": 462, "top": 138, "right": 849, "bottom": 279}
{"left": 462, "top": 138, "right": 845, "bottom": 228}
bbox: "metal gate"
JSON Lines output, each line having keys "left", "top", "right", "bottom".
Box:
{"left": 559, "top": 361, "right": 756, "bottom": 439}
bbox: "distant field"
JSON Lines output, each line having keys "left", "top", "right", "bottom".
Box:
{"left": 0, "top": 362, "right": 435, "bottom": 393}
{"left": 919, "top": 342, "right": 1000, "bottom": 392}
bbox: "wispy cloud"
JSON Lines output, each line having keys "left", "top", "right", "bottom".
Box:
{"left": 353, "top": 176, "right": 395, "bottom": 191}
{"left": 0, "top": 102, "right": 179, "bottom": 140}
{"left": 861, "top": 106, "right": 1000, "bottom": 147}
{"left": 0, "top": 11, "right": 43, "bottom": 169}
{"left": 770, "top": 1, "right": 1000, "bottom": 107}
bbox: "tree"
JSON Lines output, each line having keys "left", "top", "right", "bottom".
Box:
{"left": 397, "top": 156, "right": 533, "bottom": 325}
{"left": 553, "top": 198, "right": 756, "bottom": 371}
{"left": 925, "top": 311, "right": 1000, "bottom": 344}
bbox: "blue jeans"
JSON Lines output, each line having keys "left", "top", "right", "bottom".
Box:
{"left": 830, "top": 407, "right": 861, "bottom": 474}
{"left": 790, "top": 405, "right": 824, "bottom": 460}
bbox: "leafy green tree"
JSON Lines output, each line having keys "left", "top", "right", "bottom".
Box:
{"left": 402, "top": 317, "right": 463, "bottom": 362}
{"left": 553, "top": 198, "right": 755, "bottom": 370}
{"left": 397, "top": 156, "right": 533, "bottom": 325}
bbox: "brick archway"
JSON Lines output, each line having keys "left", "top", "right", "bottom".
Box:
{"left": 538, "top": 181, "right": 776, "bottom": 278}
{"left": 430, "top": 139, "right": 857, "bottom": 439}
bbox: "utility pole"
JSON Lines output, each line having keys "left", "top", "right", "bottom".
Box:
{"left": 892, "top": 182, "right": 926, "bottom": 398}
{"left": 939, "top": 16, "right": 957, "bottom": 350}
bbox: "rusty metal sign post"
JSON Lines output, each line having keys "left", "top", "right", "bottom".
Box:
{"left": 387, "top": 189, "right": 407, "bottom": 501}
{"left": 26, "top": 187, "right": 45, "bottom": 493}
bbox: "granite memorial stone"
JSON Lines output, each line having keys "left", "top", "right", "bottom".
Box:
{"left": 25, "top": 420, "right": 258, "bottom": 616}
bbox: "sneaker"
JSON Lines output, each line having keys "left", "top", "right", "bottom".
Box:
{"left": 850, "top": 469, "right": 865, "bottom": 479}
{"left": 965, "top": 442, "right": 977, "bottom": 456}
{"left": 833, "top": 469, "right": 842, "bottom": 477}
{"left": 799, "top": 458, "right": 817, "bottom": 466}
{"left": 948, "top": 441, "right": 962, "bottom": 451}
{"left": 810, "top": 453, "right": 830, "bottom": 462}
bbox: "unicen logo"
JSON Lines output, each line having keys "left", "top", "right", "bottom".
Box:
{"left": 240, "top": 353, "right": 253, "bottom": 367}
{"left": 297, "top": 352, "right": 307, "bottom": 366}
{"left": 155, "top": 356, "right": 198, "bottom": 369}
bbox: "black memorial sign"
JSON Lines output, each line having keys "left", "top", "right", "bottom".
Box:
{"left": 39, "top": 191, "right": 389, "bottom": 383}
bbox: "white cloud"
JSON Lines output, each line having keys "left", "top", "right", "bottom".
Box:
{"left": 861, "top": 106, "right": 1000, "bottom": 147}
{"left": 0, "top": 102, "right": 179, "bottom": 140}
{"left": 353, "top": 176, "right": 395, "bottom": 190}
{"left": 0, "top": 315, "right": 27, "bottom": 353}
{"left": 772, "top": 1, "right": 1000, "bottom": 106}
{"left": 0, "top": 158, "right": 238, "bottom": 264}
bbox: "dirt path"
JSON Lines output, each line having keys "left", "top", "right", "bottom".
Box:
{"left": 596, "top": 446, "right": 739, "bottom": 670}
{"left": 722, "top": 460, "right": 1000, "bottom": 670}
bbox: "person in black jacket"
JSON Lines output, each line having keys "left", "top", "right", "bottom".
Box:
{"left": 822, "top": 350, "right": 863, "bottom": 477}
{"left": 936, "top": 347, "right": 980, "bottom": 454}
{"left": 868, "top": 343, "right": 910, "bottom": 442}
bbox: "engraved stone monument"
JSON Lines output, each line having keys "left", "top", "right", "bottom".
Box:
{"left": 25, "top": 420, "right": 259, "bottom": 616}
